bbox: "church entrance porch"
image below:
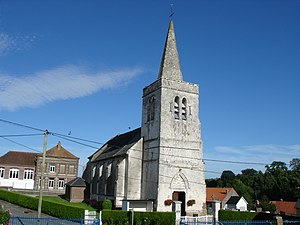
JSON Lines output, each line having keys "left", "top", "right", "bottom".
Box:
{"left": 173, "top": 191, "right": 186, "bottom": 216}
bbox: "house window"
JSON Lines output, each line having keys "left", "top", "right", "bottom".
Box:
{"left": 9, "top": 168, "right": 19, "bottom": 179}
{"left": 49, "top": 164, "right": 56, "bottom": 173}
{"left": 0, "top": 168, "right": 4, "bottom": 178}
{"left": 174, "top": 96, "right": 180, "bottom": 119}
{"left": 24, "top": 169, "right": 34, "bottom": 180}
{"left": 60, "top": 164, "right": 65, "bottom": 173}
{"left": 48, "top": 179, "right": 54, "bottom": 189}
{"left": 58, "top": 179, "right": 64, "bottom": 189}
{"left": 182, "top": 98, "right": 187, "bottom": 120}
{"left": 69, "top": 165, "right": 74, "bottom": 174}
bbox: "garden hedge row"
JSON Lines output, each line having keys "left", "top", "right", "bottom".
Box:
{"left": 219, "top": 210, "right": 300, "bottom": 221}
{"left": 101, "top": 210, "right": 175, "bottom": 225}
{"left": 0, "top": 188, "right": 85, "bottom": 218}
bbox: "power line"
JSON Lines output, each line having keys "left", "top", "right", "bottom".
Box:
{"left": 0, "top": 118, "right": 272, "bottom": 167}
{"left": 203, "top": 158, "right": 267, "bottom": 166}
{"left": 0, "top": 118, "right": 45, "bottom": 132}
{"left": 51, "top": 133, "right": 99, "bottom": 149}
{"left": 0, "top": 133, "right": 44, "bottom": 138}
{"left": 0, "top": 136, "right": 42, "bottom": 153}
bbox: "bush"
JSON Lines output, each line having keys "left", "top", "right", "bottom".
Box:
{"left": 0, "top": 207, "right": 10, "bottom": 225}
{"left": 102, "top": 210, "right": 175, "bottom": 225}
{"left": 219, "top": 210, "right": 258, "bottom": 220}
{"left": 0, "top": 188, "right": 85, "bottom": 218}
{"left": 102, "top": 199, "right": 112, "bottom": 210}
{"left": 102, "top": 210, "right": 129, "bottom": 225}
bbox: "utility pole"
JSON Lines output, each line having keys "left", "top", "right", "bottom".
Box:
{"left": 37, "top": 130, "right": 49, "bottom": 218}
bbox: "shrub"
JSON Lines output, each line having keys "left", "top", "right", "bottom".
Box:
{"left": 0, "top": 207, "right": 10, "bottom": 225}
{"left": 0, "top": 188, "right": 85, "bottom": 218}
{"left": 102, "top": 199, "right": 112, "bottom": 210}
{"left": 102, "top": 210, "right": 175, "bottom": 225}
{"left": 102, "top": 210, "right": 129, "bottom": 225}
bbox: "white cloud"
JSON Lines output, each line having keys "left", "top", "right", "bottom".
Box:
{"left": 0, "top": 33, "right": 15, "bottom": 56}
{"left": 214, "top": 144, "right": 300, "bottom": 158}
{"left": 0, "top": 32, "right": 36, "bottom": 56}
{"left": 204, "top": 144, "right": 300, "bottom": 177}
{"left": 0, "top": 65, "right": 143, "bottom": 111}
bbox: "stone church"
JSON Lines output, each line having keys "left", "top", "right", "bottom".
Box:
{"left": 83, "top": 20, "right": 206, "bottom": 216}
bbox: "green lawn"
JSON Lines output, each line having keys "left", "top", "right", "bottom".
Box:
{"left": 41, "top": 196, "right": 96, "bottom": 211}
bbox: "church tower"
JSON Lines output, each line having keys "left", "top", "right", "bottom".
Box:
{"left": 141, "top": 21, "right": 206, "bottom": 215}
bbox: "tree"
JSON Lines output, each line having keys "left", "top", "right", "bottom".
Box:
{"left": 221, "top": 170, "right": 235, "bottom": 181}
{"left": 290, "top": 158, "right": 300, "bottom": 171}
{"left": 265, "top": 161, "right": 287, "bottom": 174}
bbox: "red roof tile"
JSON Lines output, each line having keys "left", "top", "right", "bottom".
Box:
{"left": 271, "top": 201, "right": 296, "bottom": 215}
{"left": 206, "top": 187, "right": 236, "bottom": 202}
{"left": 0, "top": 151, "right": 37, "bottom": 166}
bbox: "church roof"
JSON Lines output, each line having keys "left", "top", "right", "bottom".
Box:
{"left": 0, "top": 151, "right": 37, "bottom": 166}
{"left": 90, "top": 128, "right": 141, "bottom": 162}
{"left": 158, "top": 20, "right": 183, "bottom": 81}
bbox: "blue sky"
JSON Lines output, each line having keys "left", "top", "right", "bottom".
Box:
{"left": 0, "top": 0, "right": 299, "bottom": 178}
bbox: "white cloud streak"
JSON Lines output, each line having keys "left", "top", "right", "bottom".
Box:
{"left": 0, "top": 65, "right": 143, "bottom": 111}
{"left": 204, "top": 144, "right": 300, "bottom": 177}
{"left": 0, "top": 32, "right": 37, "bottom": 56}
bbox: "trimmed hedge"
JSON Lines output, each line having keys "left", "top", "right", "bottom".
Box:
{"left": 102, "top": 210, "right": 175, "bottom": 225}
{"left": 0, "top": 188, "right": 85, "bottom": 218}
{"left": 102, "top": 210, "right": 129, "bottom": 225}
{"left": 219, "top": 210, "right": 300, "bottom": 221}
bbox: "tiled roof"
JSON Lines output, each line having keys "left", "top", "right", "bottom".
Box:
{"left": 206, "top": 187, "right": 236, "bottom": 202}
{"left": 0, "top": 151, "right": 37, "bottom": 166}
{"left": 271, "top": 201, "right": 296, "bottom": 215}
{"left": 38, "top": 142, "right": 78, "bottom": 159}
{"left": 66, "top": 177, "right": 86, "bottom": 187}
{"left": 90, "top": 128, "right": 141, "bottom": 162}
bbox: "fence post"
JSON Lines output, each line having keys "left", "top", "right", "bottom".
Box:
{"left": 99, "top": 211, "right": 102, "bottom": 225}
{"left": 172, "top": 201, "right": 182, "bottom": 225}
{"left": 274, "top": 215, "right": 283, "bottom": 225}
{"left": 212, "top": 200, "right": 221, "bottom": 224}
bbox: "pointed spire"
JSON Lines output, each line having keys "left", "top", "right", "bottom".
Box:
{"left": 158, "top": 20, "right": 183, "bottom": 81}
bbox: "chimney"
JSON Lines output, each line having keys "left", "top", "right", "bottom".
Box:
{"left": 57, "top": 141, "right": 61, "bottom": 151}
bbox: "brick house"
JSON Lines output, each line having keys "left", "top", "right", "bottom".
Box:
{"left": 0, "top": 141, "right": 79, "bottom": 193}
{"left": 35, "top": 141, "right": 79, "bottom": 193}
{"left": 0, "top": 151, "right": 36, "bottom": 189}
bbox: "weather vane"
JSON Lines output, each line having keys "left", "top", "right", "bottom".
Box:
{"left": 169, "top": 3, "right": 175, "bottom": 18}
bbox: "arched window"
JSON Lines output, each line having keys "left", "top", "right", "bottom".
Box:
{"left": 174, "top": 96, "right": 180, "bottom": 119}
{"left": 182, "top": 98, "right": 187, "bottom": 120}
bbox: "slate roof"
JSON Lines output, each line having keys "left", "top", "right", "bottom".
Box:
{"left": 38, "top": 142, "right": 78, "bottom": 159}
{"left": 90, "top": 128, "right": 141, "bottom": 162}
{"left": 271, "top": 201, "right": 297, "bottom": 215}
{"left": 226, "top": 196, "right": 242, "bottom": 205}
{"left": 206, "top": 188, "right": 237, "bottom": 202}
{"left": 0, "top": 151, "right": 37, "bottom": 167}
{"left": 66, "top": 177, "right": 86, "bottom": 187}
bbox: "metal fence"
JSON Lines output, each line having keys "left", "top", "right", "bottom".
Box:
{"left": 180, "top": 219, "right": 300, "bottom": 225}
{"left": 9, "top": 216, "right": 100, "bottom": 225}
{"left": 219, "top": 221, "right": 275, "bottom": 225}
